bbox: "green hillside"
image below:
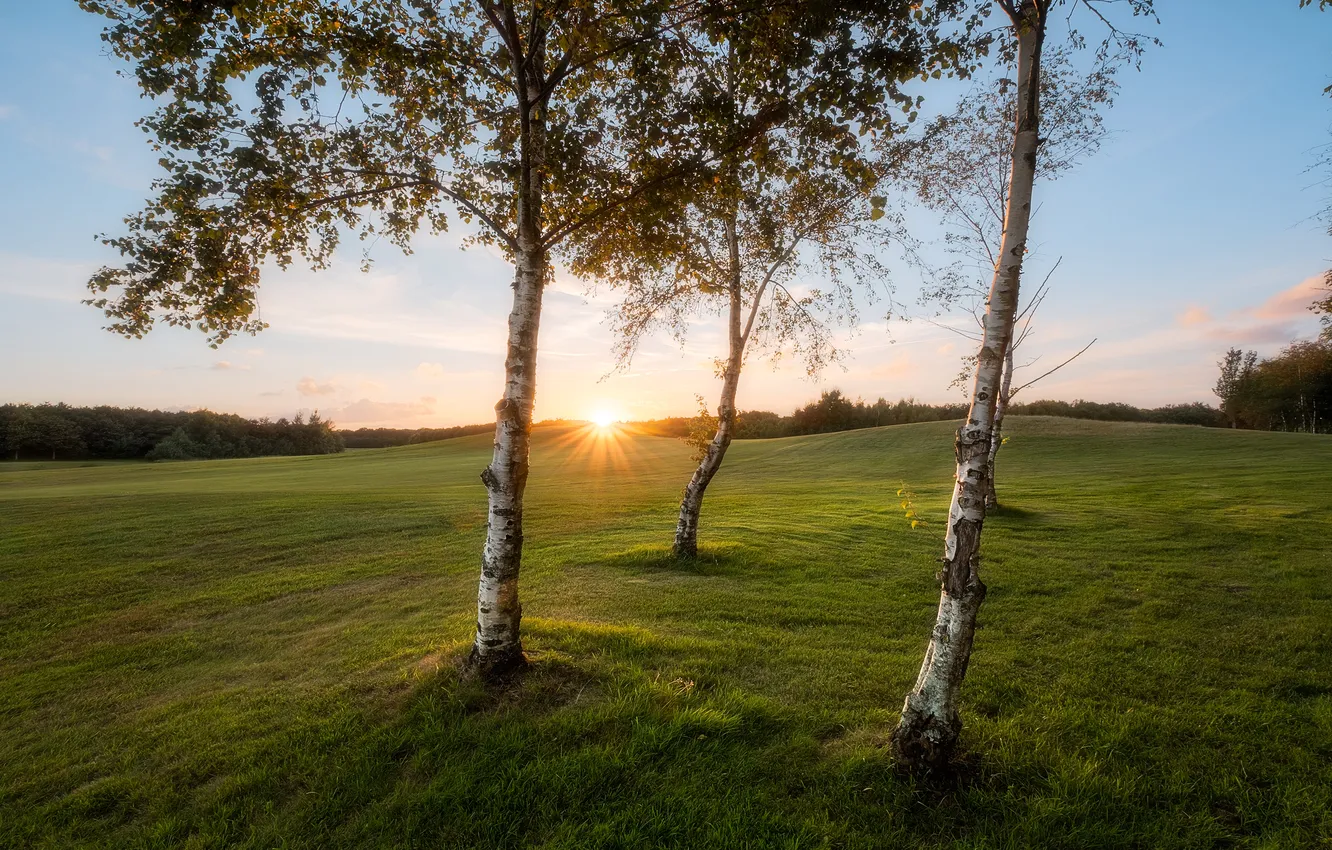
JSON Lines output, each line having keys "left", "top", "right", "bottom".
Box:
{"left": 2, "top": 417, "right": 1330, "bottom": 848}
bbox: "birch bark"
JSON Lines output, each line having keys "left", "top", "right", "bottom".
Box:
{"left": 674, "top": 216, "right": 745, "bottom": 558}
{"left": 469, "top": 30, "right": 549, "bottom": 678}
{"left": 984, "top": 347, "right": 1015, "bottom": 510}
{"left": 890, "top": 0, "right": 1045, "bottom": 774}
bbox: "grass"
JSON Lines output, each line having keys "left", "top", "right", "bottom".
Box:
{"left": 1, "top": 416, "right": 1330, "bottom": 849}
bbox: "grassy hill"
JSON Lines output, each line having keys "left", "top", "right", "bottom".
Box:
{"left": 2, "top": 417, "right": 1330, "bottom": 848}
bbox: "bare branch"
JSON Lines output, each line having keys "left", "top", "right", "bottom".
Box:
{"left": 1009, "top": 337, "right": 1097, "bottom": 398}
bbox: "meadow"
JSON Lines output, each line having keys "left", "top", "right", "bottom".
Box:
{"left": 1, "top": 417, "right": 1330, "bottom": 849}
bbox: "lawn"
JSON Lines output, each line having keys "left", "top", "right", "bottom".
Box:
{"left": 1, "top": 417, "right": 1330, "bottom": 849}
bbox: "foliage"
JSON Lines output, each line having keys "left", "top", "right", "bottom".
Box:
{"left": 897, "top": 484, "right": 928, "bottom": 528}
{"left": 1314, "top": 280, "right": 1332, "bottom": 342}
{"left": 0, "top": 403, "right": 344, "bottom": 461}
{"left": 3, "top": 419, "right": 1330, "bottom": 847}
{"left": 1213, "top": 340, "right": 1332, "bottom": 434}
{"left": 570, "top": 23, "right": 914, "bottom": 378}
{"left": 891, "top": 46, "right": 1111, "bottom": 399}
{"left": 631, "top": 390, "right": 1227, "bottom": 440}
{"left": 339, "top": 423, "right": 496, "bottom": 448}
{"left": 892, "top": 46, "right": 1114, "bottom": 307}
{"left": 682, "top": 394, "right": 719, "bottom": 461}
{"left": 1214, "top": 347, "right": 1259, "bottom": 426}
{"left": 76, "top": 0, "right": 983, "bottom": 345}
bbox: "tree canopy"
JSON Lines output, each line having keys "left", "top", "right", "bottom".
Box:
{"left": 78, "top": 0, "right": 981, "bottom": 345}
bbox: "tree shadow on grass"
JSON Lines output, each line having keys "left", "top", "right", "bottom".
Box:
{"left": 596, "top": 543, "right": 769, "bottom": 579}
{"left": 987, "top": 503, "right": 1041, "bottom": 523}
{"left": 36, "top": 617, "right": 1313, "bottom": 850}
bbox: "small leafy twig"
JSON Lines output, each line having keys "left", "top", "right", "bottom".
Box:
{"left": 897, "top": 485, "right": 928, "bottom": 529}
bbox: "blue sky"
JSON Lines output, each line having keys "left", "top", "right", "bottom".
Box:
{"left": 0, "top": 2, "right": 1328, "bottom": 427}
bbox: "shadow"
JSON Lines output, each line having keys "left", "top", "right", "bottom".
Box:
{"left": 986, "top": 503, "right": 1041, "bottom": 522}
{"left": 597, "top": 543, "right": 768, "bottom": 578}
{"left": 31, "top": 617, "right": 1307, "bottom": 849}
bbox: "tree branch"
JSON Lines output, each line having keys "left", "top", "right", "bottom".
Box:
{"left": 1009, "top": 337, "right": 1096, "bottom": 397}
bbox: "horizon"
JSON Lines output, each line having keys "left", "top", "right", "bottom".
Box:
{"left": 1, "top": 2, "right": 1329, "bottom": 427}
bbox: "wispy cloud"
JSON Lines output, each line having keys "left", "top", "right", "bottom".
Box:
{"left": 1162, "top": 275, "right": 1324, "bottom": 349}
{"left": 328, "top": 396, "right": 438, "bottom": 424}
{"left": 296, "top": 377, "right": 337, "bottom": 397}
{"left": 1249, "top": 275, "right": 1325, "bottom": 321}
{"left": 1176, "top": 305, "right": 1211, "bottom": 326}
{"left": 0, "top": 252, "right": 95, "bottom": 302}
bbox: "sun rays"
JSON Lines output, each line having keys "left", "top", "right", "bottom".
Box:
{"left": 546, "top": 416, "right": 647, "bottom": 474}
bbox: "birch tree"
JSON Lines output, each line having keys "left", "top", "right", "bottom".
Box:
{"left": 895, "top": 49, "right": 1107, "bottom": 509}
{"left": 889, "top": 0, "right": 1156, "bottom": 776}
{"left": 568, "top": 9, "right": 984, "bottom": 558}
{"left": 571, "top": 77, "right": 902, "bottom": 557}
{"left": 614, "top": 173, "right": 896, "bottom": 559}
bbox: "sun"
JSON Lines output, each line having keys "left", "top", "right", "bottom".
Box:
{"left": 589, "top": 410, "right": 617, "bottom": 429}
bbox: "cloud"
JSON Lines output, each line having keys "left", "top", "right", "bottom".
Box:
{"left": 327, "top": 396, "right": 437, "bottom": 424}
{"left": 416, "top": 362, "right": 446, "bottom": 379}
{"left": 1250, "top": 275, "right": 1325, "bottom": 321}
{"left": 1202, "top": 321, "right": 1301, "bottom": 346}
{"left": 1164, "top": 276, "right": 1323, "bottom": 348}
{"left": 296, "top": 377, "right": 337, "bottom": 396}
{"left": 0, "top": 252, "right": 95, "bottom": 302}
{"left": 259, "top": 391, "right": 285, "bottom": 397}
{"left": 869, "top": 356, "right": 917, "bottom": 379}
{"left": 1177, "top": 305, "right": 1211, "bottom": 326}
{"left": 212, "top": 361, "right": 233, "bottom": 370}
{"left": 71, "top": 139, "right": 113, "bottom": 164}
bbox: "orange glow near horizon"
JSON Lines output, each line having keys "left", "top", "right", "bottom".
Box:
{"left": 549, "top": 418, "right": 647, "bottom": 475}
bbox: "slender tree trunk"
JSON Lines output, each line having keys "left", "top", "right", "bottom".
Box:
{"left": 983, "top": 347, "right": 1015, "bottom": 510}
{"left": 674, "top": 216, "right": 744, "bottom": 558}
{"left": 468, "top": 24, "right": 548, "bottom": 679}
{"left": 891, "top": 0, "right": 1045, "bottom": 776}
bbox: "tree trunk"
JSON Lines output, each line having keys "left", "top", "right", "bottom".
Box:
{"left": 468, "top": 25, "right": 548, "bottom": 680}
{"left": 891, "top": 0, "right": 1044, "bottom": 777}
{"left": 674, "top": 216, "right": 745, "bottom": 558}
{"left": 983, "top": 346, "right": 1015, "bottom": 510}
{"left": 470, "top": 243, "right": 545, "bottom": 677}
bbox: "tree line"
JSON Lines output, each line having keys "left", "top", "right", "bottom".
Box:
{"left": 340, "top": 423, "right": 496, "bottom": 449}
{"left": 0, "top": 404, "right": 344, "bottom": 461}
{"left": 689, "top": 390, "right": 1225, "bottom": 439}
{"left": 1214, "top": 340, "right": 1332, "bottom": 434}
{"left": 334, "top": 392, "right": 1228, "bottom": 450}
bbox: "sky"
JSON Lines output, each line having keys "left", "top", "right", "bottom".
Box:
{"left": 0, "top": 3, "right": 1329, "bottom": 429}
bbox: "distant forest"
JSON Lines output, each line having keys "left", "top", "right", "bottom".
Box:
{"left": 1214, "top": 339, "right": 1332, "bottom": 434}
{"left": 633, "top": 390, "right": 1228, "bottom": 440}
{"left": 9, "top": 341, "right": 1327, "bottom": 461}
{"left": 0, "top": 404, "right": 344, "bottom": 461}
{"left": 337, "top": 391, "right": 1232, "bottom": 449}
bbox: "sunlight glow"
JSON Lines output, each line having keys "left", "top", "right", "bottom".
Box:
{"left": 590, "top": 410, "right": 617, "bottom": 429}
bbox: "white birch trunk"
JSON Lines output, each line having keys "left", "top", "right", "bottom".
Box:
{"left": 469, "top": 31, "right": 548, "bottom": 678}
{"left": 674, "top": 217, "right": 744, "bottom": 558}
{"left": 891, "top": 0, "right": 1045, "bottom": 775}
{"left": 984, "top": 346, "right": 1015, "bottom": 510}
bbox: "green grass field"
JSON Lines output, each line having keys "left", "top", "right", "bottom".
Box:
{"left": 2, "top": 417, "right": 1330, "bottom": 849}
